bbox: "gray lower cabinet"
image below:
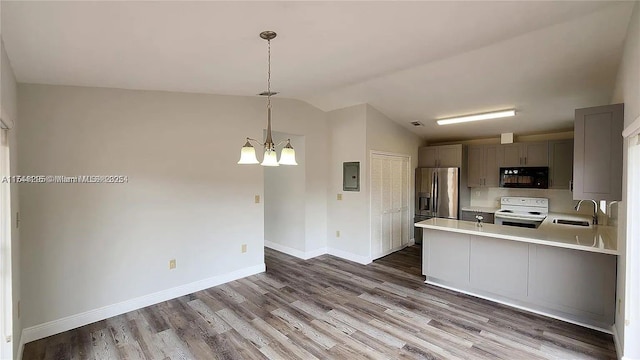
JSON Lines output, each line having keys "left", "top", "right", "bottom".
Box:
{"left": 422, "top": 229, "right": 616, "bottom": 329}
{"left": 424, "top": 231, "right": 469, "bottom": 285}
{"left": 528, "top": 245, "right": 616, "bottom": 324}
{"left": 461, "top": 210, "right": 495, "bottom": 224}
{"left": 470, "top": 236, "right": 528, "bottom": 299}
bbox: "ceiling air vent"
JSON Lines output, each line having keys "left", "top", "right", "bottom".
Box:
{"left": 411, "top": 121, "right": 424, "bottom": 127}
{"left": 258, "top": 91, "right": 279, "bottom": 96}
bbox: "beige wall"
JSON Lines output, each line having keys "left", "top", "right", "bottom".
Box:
{"left": 17, "top": 84, "right": 328, "bottom": 335}
{"left": 611, "top": 1, "right": 640, "bottom": 354}
{"left": 327, "top": 104, "right": 369, "bottom": 261}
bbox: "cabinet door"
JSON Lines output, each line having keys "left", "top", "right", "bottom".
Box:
{"left": 418, "top": 147, "right": 438, "bottom": 167}
{"left": 483, "top": 145, "right": 501, "bottom": 187}
{"left": 523, "top": 141, "right": 549, "bottom": 166}
{"left": 574, "top": 104, "right": 624, "bottom": 200}
{"left": 437, "top": 145, "right": 462, "bottom": 167}
{"left": 470, "top": 237, "right": 529, "bottom": 299}
{"left": 461, "top": 211, "right": 477, "bottom": 222}
{"left": 467, "top": 145, "right": 484, "bottom": 187}
{"left": 549, "top": 140, "right": 574, "bottom": 189}
{"left": 501, "top": 144, "right": 522, "bottom": 166}
{"left": 528, "top": 245, "right": 616, "bottom": 324}
{"left": 426, "top": 231, "right": 470, "bottom": 284}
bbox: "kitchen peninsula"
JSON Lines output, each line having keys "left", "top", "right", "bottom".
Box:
{"left": 415, "top": 216, "right": 618, "bottom": 331}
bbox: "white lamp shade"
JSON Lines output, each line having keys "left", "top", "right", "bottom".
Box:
{"left": 261, "top": 149, "right": 279, "bottom": 166}
{"left": 238, "top": 143, "right": 259, "bottom": 164}
{"left": 279, "top": 147, "right": 297, "bottom": 165}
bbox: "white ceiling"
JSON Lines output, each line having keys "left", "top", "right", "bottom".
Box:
{"left": 1, "top": 1, "right": 635, "bottom": 141}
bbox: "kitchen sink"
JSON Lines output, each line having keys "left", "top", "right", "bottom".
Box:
{"left": 552, "top": 218, "right": 591, "bottom": 227}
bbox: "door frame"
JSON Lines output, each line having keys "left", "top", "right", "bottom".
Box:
{"left": 369, "top": 150, "right": 411, "bottom": 261}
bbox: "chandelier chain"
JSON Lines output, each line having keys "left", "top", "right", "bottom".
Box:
{"left": 267, "top": 39, "right": 271, "bottom": 110}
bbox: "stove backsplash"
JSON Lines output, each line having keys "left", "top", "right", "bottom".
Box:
{"left": 470, "top": 187, "right": 620, "bottom": 226}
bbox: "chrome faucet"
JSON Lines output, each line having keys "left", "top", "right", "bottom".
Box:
{"left": 575, "top": 199, "right": 598, "bottom": 225}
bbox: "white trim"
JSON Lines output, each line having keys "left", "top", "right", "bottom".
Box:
{"left": 19, "top": 263, "right": 265, "bottom": 345}
{"left": 425, "top": 280, "right": 612, "bottom": 334}
{"left": 622, "top": 114, "right": 640, "bottom": 138}
{"left": 623, "top": 139, "right": 640, "bottom": 360}
{"left": 371, "top": 243, "right": 410, "bottom": 261}
{"left": 408, "top": 237, "right": 416, "bottom": 246}
{"left": 0, "top": 108, "right": 14, "bottom": 130}
{"left": 264, "top": 240, "right": 326, "bottom": 260}
{"left": 368, "top": 149, "right": 411, "bottom": 158}
{"left": 613, "top": 324, "right": 623, "bottom": 360}
{"left": 17, "top": 339, "right": 23, "bottom": 360}
{"left": 327, "top": 247, "right": 371, "bottom": 265}
{"left": 305, "top": 246, "right": 328, "bottom": 259}
{"left": 0, "top": 130, "right": 12, "bottom": 360}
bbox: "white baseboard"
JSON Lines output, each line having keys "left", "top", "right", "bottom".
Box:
{"left": 327, "top": 247, "right": 371, "bottom": 265}
{"left": 371, "top": 243, "right": 410, "bottom": 262}
{"left": 305, "top": 246, "right": 328, "bottom": 259}
{"left": 19, "top": 263, "right": 265, "bottom": 348}
{"left": 408, "top": 238, "right": 416, "bottom": 246}
{"left": 612, "top": 324, "right": 623, "bottom": 360}
{"left": 264, "top": 241, "right": 326, "bottom": 260}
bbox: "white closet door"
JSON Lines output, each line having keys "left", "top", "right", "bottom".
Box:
{"left": 370, "top": 157, "right": 383, "bottom": 257}
{"left": 371, "top": 153, "right": 410, "bottom": 260}
{"left": 390, "top": 158, "right": 403, "bottom": 249}
{"left": 400, "top": 157, "right": 409, "bottom": 246}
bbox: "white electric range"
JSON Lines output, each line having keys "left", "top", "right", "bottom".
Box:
{"left": 494, "top": 196, "right": 549, "bottom": 229}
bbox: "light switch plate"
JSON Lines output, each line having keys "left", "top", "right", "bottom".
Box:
{"left": 255, "top": 195, "right": 260, "bottom": 203}
{"left": 337, "top": 194, "right": 343, "bottom": 200}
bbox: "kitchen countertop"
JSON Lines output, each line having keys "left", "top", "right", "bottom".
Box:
{"left": 461, "top": 206, "right": 499, "bottom": 213}
{"left": 415, "top": 212, "right": 618, "bottom": 255}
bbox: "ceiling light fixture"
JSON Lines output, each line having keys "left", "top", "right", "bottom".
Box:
{"left": 238, "top": 31, "right": 297, "bottom": 166}
{"left": 436, "top": 109, "right": 516, "bottom": 126}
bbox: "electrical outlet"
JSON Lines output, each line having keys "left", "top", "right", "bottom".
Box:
{"left": 169, "top": 259, "right": 176, "bottom": 269}
{"left": 255, "top": 195, "right": 260, "bottom": 203}
{"left": 241, "top": 244, "right": 247, "bottom": 253}
{"left": 17, "top": 300, "right": 20, "bottom": 318}
{"left": 337, "top": 194, "right": 342, "bottom": 200}
{"left": 618, "top": 299, "right": 622, "bottom": 314}
{"left": 336, "top": 230, "right": 340, "bottom": 238}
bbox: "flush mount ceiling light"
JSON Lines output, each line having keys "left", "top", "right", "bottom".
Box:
{"left": 238, "top": 31, "right": 297, "bottom": 166}
{"left": 436, "top": 109, "right": 516, "bottom": 126}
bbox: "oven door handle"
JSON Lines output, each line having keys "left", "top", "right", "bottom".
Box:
{"left": 495, "top": 213, "right": 546, "bottom": 221}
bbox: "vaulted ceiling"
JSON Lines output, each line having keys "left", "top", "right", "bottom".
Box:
{"left": 1, "top": 1, "right": 635, "bottom": 141}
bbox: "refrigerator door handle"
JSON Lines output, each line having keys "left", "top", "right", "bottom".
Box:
{"left": 433, "top": 171, "right": 438, "bottom": 214}
{"left": 431, "top": 171, "right": 436, "bottom": 215}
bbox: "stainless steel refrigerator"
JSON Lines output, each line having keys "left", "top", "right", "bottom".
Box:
{"left": 414, "top": 167, "right": 460, "bottom": 243}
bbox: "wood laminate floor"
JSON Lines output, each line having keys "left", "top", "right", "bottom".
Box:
{"left": 23, "top": 245, "right": 617, "bottom": 360}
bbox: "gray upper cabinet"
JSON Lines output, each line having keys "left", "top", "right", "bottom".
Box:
{"left": 418, "top": 144, "right": 462, "bottom": 167}
{"left": 467, "top": 144, "right": 500, "bottom": 188}
{"left": 500, "top": 142, "right": 549, "bottom": 167}
{"left": 574, "top": 104, "right": 624, "bottom": 201}
{"left": 549, "top": 139, "right": 574, "bottom": 190}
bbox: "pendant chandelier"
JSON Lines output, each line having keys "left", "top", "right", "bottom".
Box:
{"left": 238, "top": 31, "right": 297, "bottom": 166}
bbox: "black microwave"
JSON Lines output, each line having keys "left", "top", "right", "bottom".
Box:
{"left": 499, "top": 167, "right": 549, "bottom": 189}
